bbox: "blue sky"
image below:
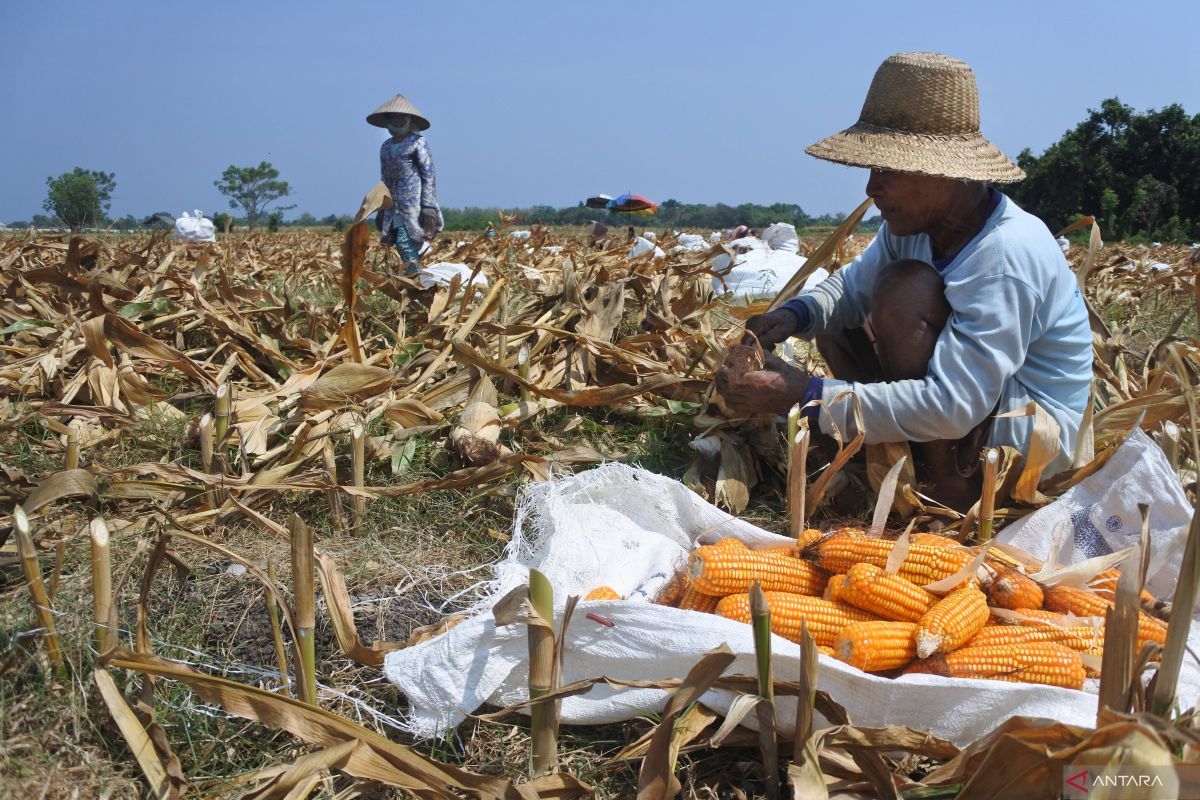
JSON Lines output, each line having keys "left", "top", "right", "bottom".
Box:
{"left": 2, "top": 1, "right": 1198, "bottom": 222}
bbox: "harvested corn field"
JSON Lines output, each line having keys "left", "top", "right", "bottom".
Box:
{"left": 2, "top": 222, "right": 1200, "bottom": 798}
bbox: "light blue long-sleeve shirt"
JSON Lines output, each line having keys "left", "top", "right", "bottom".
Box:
{"left": 784, "top": 193, "right": 1092, "bottom": 474}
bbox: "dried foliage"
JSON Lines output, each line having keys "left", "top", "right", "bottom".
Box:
{"left": 2, "top": 220, "right": 1199, "bottom": 797}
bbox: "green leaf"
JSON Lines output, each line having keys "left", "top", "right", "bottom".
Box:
{"left": 664, "top": 400, "right": 700, "bottom": 415}
{"left": 0, "top": 319, "right": 51, "bottom": 336}
{"left": 391, "top": 438, "right": 418, "bottom": 476}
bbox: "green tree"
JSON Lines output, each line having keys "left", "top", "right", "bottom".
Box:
{"left": 213, "top": 161, "right": 294, "bottom": 230}
{"left": 43, "top": 167, "right": 116, "bottom": 231}
{"left": 1011, "top": 98, "right": 1200, "bottom": 240}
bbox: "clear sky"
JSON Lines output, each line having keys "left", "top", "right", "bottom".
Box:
{"left": 2, "top": 1, "right": 1198, "bottom": 223}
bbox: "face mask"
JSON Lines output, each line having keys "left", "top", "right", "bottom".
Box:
{"left": 387, "top": 117, "right": 411, "bottom": 137}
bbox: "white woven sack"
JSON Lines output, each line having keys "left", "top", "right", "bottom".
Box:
{"left": 384, "top": 458, "right": 1199, "bottom": 745}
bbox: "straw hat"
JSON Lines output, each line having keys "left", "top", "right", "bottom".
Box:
{"left": 366, "top": 94, "right": 431, "bottom": 130}
{"left": 805, "top": 52, "right": 1024, "bottom": 183}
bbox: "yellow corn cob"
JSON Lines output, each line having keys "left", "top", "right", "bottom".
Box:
{"left": 1087, "top": 568, "right": 1156, "bottom": 605}
{"left": 915, "top": 585, "right": 989, "bottom": 658}
{"left": 715, "top": 592, "right": 872, "bottom": 647}
{"left": 911, "top": 532, "right": 959, "bottom": 549}
{"left": 823, "top": 573, "right": 848, "bottom": 603}
{"left": 758, "top": 545, "right": 801, "bottom": 558}
{"left": 797, "top": 528, "right": 824, "bottom": 551}
{"left": 988, "top": 568, "right": 1044, "bottom": 610}
{"left": 813, "top": 533, "right": 973, "bottom": 586}
{"left": 835, "top": 621, "right": 918, "bottom": 672}
{"left": 1044, "top": 585, "right": 1167, "bottom": 647}
{"left": 676, "top": 581, "right": 720, "bottom": 613}
{"left": 905, "top": 641, "right": 1085, "bottom": 690}
{"left": 967, "top": 623, "right": 1103, "bottom": 652}
{"left": 816, "top": 645, "right": 835, "bottom": 657}
{"left": 583, "top": 586, "right": 621, "bottom": 601}
{"left": 690, "top": 545, "right": 827, "bottom": 596}
{"left": 1013, "top": 608, "right": 1079, "bottom": 624}
{"left": 713, "top": 537, "right": 747, "bottom": 550}
{"left": 840, "top": 562, "right": 937, "bottom": 622}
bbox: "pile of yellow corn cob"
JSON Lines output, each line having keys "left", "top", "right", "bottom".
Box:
{"left": 661, "top": 528, "right": 1167, "bottom": 691}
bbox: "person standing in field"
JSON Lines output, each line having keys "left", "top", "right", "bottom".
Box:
{"left": 716, "top": 52, "right": 1092, "bottom": 511}
{"left": 367, "top": 94, "right": 443, "bottom": 275}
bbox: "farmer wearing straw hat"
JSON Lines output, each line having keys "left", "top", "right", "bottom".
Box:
{"left": 367, "top": 94, "right": 443, "bottom": 275}
{"left": 717, "top": 52, "right": 1092, "bottom": 511}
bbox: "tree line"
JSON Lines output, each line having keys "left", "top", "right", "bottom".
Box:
{"left": 16, "top": 98, "right": 1200, "bottom": 241}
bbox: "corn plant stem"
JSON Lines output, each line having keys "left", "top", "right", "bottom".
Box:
{"left": 90, "top": 518, "right": 115, "bottom": 654}
{"left": 14, "top": 507, "right": 65, "bottom": 674}
{"left": 214, "top": 383, "right": 231, "bottom": 447}
{"left": 750, "top": 583, "right": 780, "bottom": 800}
{"left": 497, "top": 287, "right": 509, "bottom": 367}
{"left": 788, "top": 429, "right": 809, "bottom": 540}
{"left": 65, "top": 426, "right": 79, "bottom": 469}
{"left": 265, "top": 560, "right": 292, "bottom": 695}
{"left": 290, "top": 515, "right": 317, "bottom": 705}
{"left": 321, "top": 444, "right": 346, "bottom": 534}
{"left": 350, "top": 425, "right": 366, "bottom": 530}
{"left": 978, "top": 448, "right": 999, "bottom": 542}
{"left": 518, "top": 346, "right": 531, "bottom": 403}
{"left": 527, "top": 568, "right": 557, "bottom": 777}
{"left": 48, "top": 540, "right": 67, "bottom": 600}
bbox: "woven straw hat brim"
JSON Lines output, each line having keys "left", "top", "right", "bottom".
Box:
{"left": 806, "top": 124, "right": 1025, "bottom": 183}
{"left": 367, "top": 95, "right": 431, "bottom": 130}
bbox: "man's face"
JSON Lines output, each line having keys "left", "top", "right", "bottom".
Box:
{"left": 865, "top": 170, "right": 954, "bottom": 236}
{"left": 386, "top": 114, "right": 413, "bottom": 137}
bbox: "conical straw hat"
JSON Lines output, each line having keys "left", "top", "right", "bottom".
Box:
{"left": 366, "top": 94, "right": 431, "bottom": 130}
{"left": 805, "top": 52, "right": 1024, "bottom": 183}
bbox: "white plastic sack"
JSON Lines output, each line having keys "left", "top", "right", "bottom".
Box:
{"left": 711, "top": 237, "right": 828, "bottom": 299}
{"left": 415, "top": 262, "right": 489, "bottom": 291}
{"left": 760, "top": 222, "right": 799, "bottom": 253}
{"left": 672, "top": 233, "right": 709, "bottom": 253}
{"left": 997, "top": 428, "right": 1194, "bottom": 603}
{"left": 509, "top": 230, "right": 531, "bottom": 240}
{"left": 1056, "top": 235, "right": 1070, "bottom": 253}
{"left": 629, "top": 236, "right": 664, "bottom": 258}
{"left": 173, "top": 209, "right": 216, "bottom": 243}
{"left": 708, "top": 231, "right": 721, "bottom": 243}
{"left": 383, "top": 459, "right": 1198, "bottom": 744}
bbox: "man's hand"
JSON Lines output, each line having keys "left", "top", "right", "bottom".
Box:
{"left": 419, "top": 207, "right": 440, "bottom": 239}
{"left": 715, "top": 354, "right": 809, "bottom": 415}
{"left": 743, "top": 309, "right": 799, "bottom": 348}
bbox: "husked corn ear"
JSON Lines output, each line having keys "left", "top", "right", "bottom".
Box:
{"left": 1013, "top": 608, "right": 1080, "bottom": 624}
{"left": 916, "top": 586, "right": 989, "bottom": 658}
{"left": 841, "top": 562, "right": 937, "bottom": 622}
{"left": 677, "top": 581, "right": 720, "bottom": 613}
{"left": 713, "top": 537, "right": 747, "bottom": 550}
{"left": 823, "top": 573, "right": 848, "bottom": 603}
{"left": 835, "top": 621, "right": 918, "bottom": 672}
{"left": 905, "top": 642, "right": 1085, "bottom": 690}
{"left": 813, "top": 531, "right": 973, "bottom": 586}
{"left": 690, "top": 545, "right": 827, "bottom": 596}
{"left": 797, "top": 528, "right": 824, "bottom": 550}
{"left": 968, "top": 623, "right": 1103, "bottom": 651}
{"left": 583, "top": 586, "right": 622, "bottom": 601}
{"left": 759, "top": 545, "right": 801, "bottom": 558}
{"left": 1044, "top": 585, "right": 1167, "bottom": 648}
{"left": 1087, "top": 568, "right": 1156, "bottom": 604}
{"left": 911, "top": 532, "right": 959, "bottom": 549}
{"left": 988, "top": 568, "right": 1044, "bottom": 610}
{"left": 715, "top": 592, "right": 872, "bottom": 647}
{"left": 816, "top": 645, "right": 835, "bottom": 657}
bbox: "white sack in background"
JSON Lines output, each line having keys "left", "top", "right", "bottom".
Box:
{"left": 509, "top": 230, "right": 531, "bottom": 240}
{"left": 173, "top": 210, "right": 216, "bottom": 243}
{"left": 673, "top": 233, "right": 709, "bottom": 253}
{"left": 383, "top": 457, "right": 1199, "bottom": 743}
{"left": 629, "top": 236, "right": 665, "bottom": 258}
{"left": 416, "top": 262, "right": 489, "bottom": 290}
{"left": 711, "top": 236, "right": 827, "bottom": 299}
{"left": 760, "top": 222, "right": 800, "bottom": 253}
